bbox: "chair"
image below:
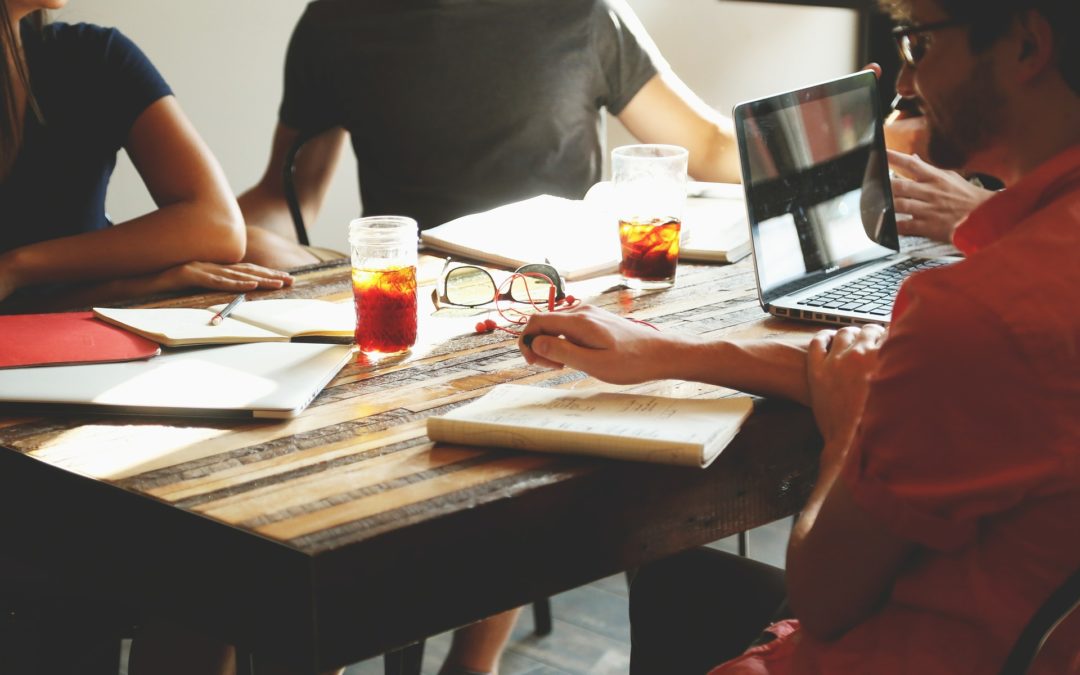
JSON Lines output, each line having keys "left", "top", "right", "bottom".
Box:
{"left": 998, "top": 564, "right": 1080, "bottom": 675}
{"left": 281, "top": 129, "right": 321, "bottom": 248}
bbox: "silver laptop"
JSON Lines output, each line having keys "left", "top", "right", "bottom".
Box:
{"left": 0, "top": 342, "right": 353, "bottom": 419}
{"left": 733, "top": 71, "right": 957, "bottom": 325}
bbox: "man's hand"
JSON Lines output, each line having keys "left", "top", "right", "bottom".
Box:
{"left": 518, "top": 304, "right": 671, "bottom": 385}
{"left": 806, "top": 325, "right": 886, "bottom": 452}
{"left": 888, "top": 150, "right": 995, "bottom": 242}
{"left": 144, "top": 261, "right": 295, "bottom": 295}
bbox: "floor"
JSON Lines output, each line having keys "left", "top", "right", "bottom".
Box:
{"left": 344, "top": 519, "right": 792, "bottom": 675}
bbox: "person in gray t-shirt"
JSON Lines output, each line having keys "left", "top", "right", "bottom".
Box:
{"left": 126, "top": 3, "right": 745, "bottom": 674}
{"left": 240, "top": 0, "right": 741, "bottom": 268}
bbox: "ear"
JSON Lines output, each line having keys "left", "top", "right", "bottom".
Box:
{"left": 1009, "top": 9, "right": 1055, "bottom": 84}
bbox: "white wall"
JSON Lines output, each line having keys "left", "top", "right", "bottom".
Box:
{"left": 60, "top": 0, "right": 856, "bottom": 252}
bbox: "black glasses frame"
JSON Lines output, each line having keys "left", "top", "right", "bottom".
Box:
{"left": 433, "top": 259, "right": 566, "bottom": 310}
{"left": 891, "top": 18, "right": 967, "bottom": 67}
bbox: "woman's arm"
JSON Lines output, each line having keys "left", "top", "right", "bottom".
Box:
{"left": 0, "top": 96, "right": 246, "bottom": 297}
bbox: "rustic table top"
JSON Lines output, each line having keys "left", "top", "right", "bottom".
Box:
{"left": 0, "top": 241, "right": 948, "bottom": 671}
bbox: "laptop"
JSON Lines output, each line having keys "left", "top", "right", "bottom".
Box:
{"left": 733, "top": 70, "right": 958, "bottom": 325}
{"left": 0, "top": 342, "right": 353, "bottom": 419}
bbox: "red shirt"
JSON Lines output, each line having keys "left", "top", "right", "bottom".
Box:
{"left": 711, "top": 145, "right": 1080, "bottom": 675}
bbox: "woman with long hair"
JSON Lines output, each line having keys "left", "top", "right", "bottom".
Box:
{"left": 0, "top": 0, "right": 291, "bottom": 311}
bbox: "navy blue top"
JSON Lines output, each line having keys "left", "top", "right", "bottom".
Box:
{"left": 0, "top": 22, "right": 172, "bottom": 255}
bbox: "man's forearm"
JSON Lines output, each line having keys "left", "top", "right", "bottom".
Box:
{"left": 667, "top": 335, "right": 812, "bottom": 405}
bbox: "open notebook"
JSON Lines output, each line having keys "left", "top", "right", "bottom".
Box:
{"left": 0, "top": 342, "right": 353, "bottom": 419}
{"left": 94, "top": 298, "right": 355, "bottom": 347}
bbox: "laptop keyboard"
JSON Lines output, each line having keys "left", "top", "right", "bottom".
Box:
{"left": 797, "top": 258, "right": 951, "bottom": 317}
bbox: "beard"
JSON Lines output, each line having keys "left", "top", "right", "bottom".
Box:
{"left": 923, "top": 62, "right": 1006, "bottom": 171}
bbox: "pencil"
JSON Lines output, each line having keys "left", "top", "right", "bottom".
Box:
{"left": 209, "top": 293, "right": 246, "bottom": 326}
{"left": 890, "top": 93, "right": 919, "bottom": 115}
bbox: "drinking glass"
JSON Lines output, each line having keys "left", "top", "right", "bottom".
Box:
{"left": 348, "top": 216, "right": 418, "bottom": 355}
{"left": 612, "top": 144, "right": 688, "bottom": 289}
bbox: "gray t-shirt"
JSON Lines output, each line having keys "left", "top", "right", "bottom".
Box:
{"left": 281, "top": 0, "right": 660, "bottom": 229}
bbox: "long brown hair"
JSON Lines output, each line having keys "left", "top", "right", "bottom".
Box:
{"left": 1, "top": 6, "right": 46, "bottom": 179}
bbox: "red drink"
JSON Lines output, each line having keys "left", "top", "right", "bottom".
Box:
{"left": 352, "top": 265, "right": 417, "bottom": 354}
{"left": 619, "top": 218, "right": 681, "bottom": 284}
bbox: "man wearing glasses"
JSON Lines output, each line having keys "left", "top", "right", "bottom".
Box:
{"left": 520, "top": 1, "right": 1080, "bottom": 673}
{"left": 884, "top": 11, "right": 1001, "bottom": 243}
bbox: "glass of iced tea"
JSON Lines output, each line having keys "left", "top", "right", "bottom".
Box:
{"left": 348, "top": 216, "right": 418, "bottom": 356}
{"left": 612, "top": 144, "right": 688, "bottom": 289}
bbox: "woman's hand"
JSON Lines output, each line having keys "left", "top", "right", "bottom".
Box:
{"left": 0, "top": 264, "right": 17, "bottom": 304}
{"left": 141, "top": 261, "right": 294, "bottom": 295}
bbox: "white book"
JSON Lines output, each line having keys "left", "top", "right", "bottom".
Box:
{"left": 421, "top": 187, "right": 750, "bottom": 281}
{"left": 94, "top": 298, "right": 355, "bottom": 347}
{"left": 420, "top": 195, "right": 621, "bottom": 281}
{"left": 680, "top": 182, "right": 752, "bottom": 264}
{"left": 426, "top": 384, "right": 754, "bottom": 468}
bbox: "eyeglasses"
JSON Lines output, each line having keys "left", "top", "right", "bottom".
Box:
{"left": 891, "top": 18, "right": 967, "bottom": 67}
{"left": 432, "top": 259, "right": 566, "bottom": 310}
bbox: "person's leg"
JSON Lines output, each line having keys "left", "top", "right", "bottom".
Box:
{"left": 129, "top": 617, "right": 235, "bottom": 675}
{"left": 629, "top": 548, "right": 787, "bottom": 675}
{"left": 438, "top": 607, "right": 522, "bottom": 675}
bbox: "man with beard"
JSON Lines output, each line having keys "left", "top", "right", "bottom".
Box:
{"left": 515, "top": 0, "right": 1080, "bottom": 673}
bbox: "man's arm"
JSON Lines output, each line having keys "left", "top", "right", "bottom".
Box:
{"left": 616, "top": 73, "right": 741, "bottom": 184}
{"left": 518, "top": 304, "right": 812, "bottom": 404}
{"left": 237, "top": 124, "right": 348, "bottom": 267}
{"left": 786, "top": 326, "right": 914, "bottom": 641}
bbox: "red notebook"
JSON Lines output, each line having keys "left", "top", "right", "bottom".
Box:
{"left": 0, "top": 311, "right": 161, "bottom": 369}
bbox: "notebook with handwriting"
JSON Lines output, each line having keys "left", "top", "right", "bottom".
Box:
{"left": 93, "top": 298, "right": 355, "bottom": 347}
{"left": 426, "top": 384, "right": 754, "bottom": 468}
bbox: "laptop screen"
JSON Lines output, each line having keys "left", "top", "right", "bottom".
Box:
{"left": 734, "top": 71, "right": 899, "bottom": 302}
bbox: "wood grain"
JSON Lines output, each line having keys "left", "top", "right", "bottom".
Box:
{"left": 0, "top": 243, "right": 951, "bottom": 671}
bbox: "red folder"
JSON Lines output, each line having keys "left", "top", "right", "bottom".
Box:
{"left": 0, "top": 311, "right": 161, "bottom": 369}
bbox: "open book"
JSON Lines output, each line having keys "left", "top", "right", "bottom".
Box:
{"left": 93, "top": 298, "right": 355, "bottom": 347}
{"left": 421, "top": 195, "right": 620, "bottom": 281}
{"left": 420, "top": 187, "right": 750, "bottom": 281}
{"left": 426, "top": 384, "right": 754, "bottom": 468}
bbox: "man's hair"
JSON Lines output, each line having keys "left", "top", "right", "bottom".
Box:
{"left": 880, "top": 0, "right": 1080, "bottom": 94}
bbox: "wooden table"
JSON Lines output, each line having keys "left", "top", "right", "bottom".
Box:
{"left": 0, "top": 256, "right": 827, "bottom": 673}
